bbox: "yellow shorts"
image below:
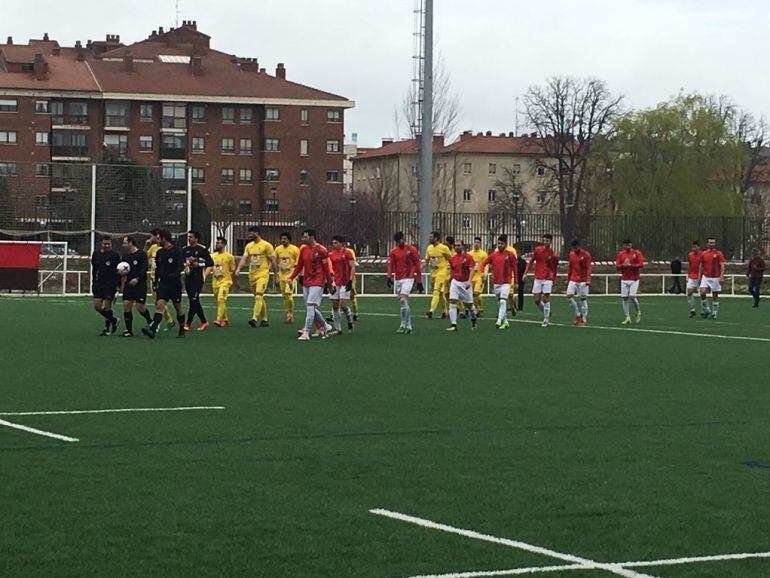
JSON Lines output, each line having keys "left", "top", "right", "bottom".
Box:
{"left": 431, "top": 274, "right": 450, "bottom": 293}
{"left": 213, "top": 284, "right": 231, "bottom": 301}
{"left": 472, "top": 276, "right": 484, "bottom": 294}
{"left": 278, "top": 276, "right": 295, "bottom": 296}
{"left": 249, "top": 274, "right": 269, "bottom": 295}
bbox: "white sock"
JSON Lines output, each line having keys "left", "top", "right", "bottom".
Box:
{"left": 313, "top": 309, "right": 328, "bottom": 333}
{"left": 701, "top": 297, "right": 709, "bottom": 313}
{"left": 687, "top": 295, "right": 694, "bottom": 310}
{"left": 449, "top": 304, "right": 458, "bottom": 325}
{"left": 466, "top": 303, "right": 476, "bottom": 320}
{"left": 343, "top": 307, "right": 353, "bottom": 324}
{"left": 543, "top": 301, "right": 551, "bottom": 321}
{"left": 304, "top": 306, "right": 315, "bottom": 334}
{"left": 568, "top": 297, "right": 579, "bottom": 317}
{"left": 498, "top": 299, "right": 507, "bottom": 323}
{"left": 581, "top": 299, "right": 588, "bottom": 321}
{"left": 631, "top": 298, "right": 640, "bottom": 313}
{"left": 332, "top": 308, "right": 341, "bottom": 331}
{"left": 536, "top": 301, "right": 544, "bottom": 312}
{"left": 399, "top": 298, "right": 408, "bottom": 327}
{"left": 713, "top": 301, "right": 719, "bottom": 313}
{"left": 622, "top": 300, "right": 630, "bottom": 317}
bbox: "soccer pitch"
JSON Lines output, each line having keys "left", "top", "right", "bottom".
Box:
{"left": 2, "top": 295, "right": 770, "bottom": 578}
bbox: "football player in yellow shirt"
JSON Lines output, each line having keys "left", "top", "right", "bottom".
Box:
{"left": 235, "top": 226, "right": 276, "bottom": 327}
{"left": 503, "top": 236, "right": 518, "bottom": 315}
{"left": 469, "top": 236, "right": 488, "bottom": 316}
{"left": 423, "top": 231, "right": 452, "bottom": 318}
{"left": 144, "top": 228, "right": 175, "bottom": 329}
{"left": 209, "top": 236, "right": 236, "bottom": 327}
{"left": 274, "top": 231, "right": 301, "bottom": 323}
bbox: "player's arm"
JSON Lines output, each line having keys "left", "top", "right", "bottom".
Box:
{"left": 287, "top": 254, "right": 303, "bottom": 282}
{"left": 524, "top": 253, "right": 535, "bottom": 277}
{"left": 347, "top": 251, "right": 356, "bottom": 291}
{"left": 615, "top": 253, "right": 623, "bottom": 270}
{"left": 585, "top": 253, "right": 592, "bottom": 285}
{"left": 235, "top": 250, "right": 249, "bottom": 276}
{"left": 510, "top": 253, "right": 519, "bottom": 286}
{"left": 551, "top": 255, "right": 559, "bottom": 281}
{"left": 633, "top": 251, "right": 645, "bottom": 269}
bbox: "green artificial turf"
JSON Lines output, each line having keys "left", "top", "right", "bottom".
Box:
{"left": 1, "top": 294, "right": 769, "bottom": 577}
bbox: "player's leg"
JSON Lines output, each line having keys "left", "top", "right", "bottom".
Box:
{"left": 620, "top": 282, "right": 631, "bottom": 323}
{"left": 462, "top": 282, "right": 477, "bottom": 330}
{"left": 172, "top": 297, "right": 186, "bottom": 337}
{"left": 711, "top": 289, "right": 720, "bottom": 318}
{"left": 630, "top": 282, "right": 641, "bottom": 323}
{"left": 699, "top": 283, "right": 711, "bottom": 316}
{"left": 350, "top": 278, "right": 359, "bottom": 321}
{"left": 566, "top": 283, "right": 580, "bottom": 324}
{"left": 428, "top": 275, "right": 440, "bottom": 317}
{"left": 580, "top": 284, "right": 589, "bottom": 323}
{"left": 494, "top": 286, "right": 508, "bottom": 328}
{"left": 473, "top": 277, "right": 484, "bottom": 316}
{"left": 254, "top": 275, "right": 269, "bottom": 326}
{"left": 340, "top": 293, "right": 353, "bottom": 333}
{"left": 541, "top": 291, "right": 551, "bottom": 327}
{"left": 331, "top": 296, "right": 342, "bottom": 333}
{"left": 686, "top": 282, "right": 696, "bottom": 316}
{"left": 122, "top": 298, "right": 134, "bottom": 336}
{"left": 280, "top": 278, "right": 294, "bottom": 323}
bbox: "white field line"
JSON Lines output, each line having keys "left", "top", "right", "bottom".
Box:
{"left": 0, "top": 406, "right": 225, "bottom": 417}
{"left": 369, "top": 509, "right": 658, "bottom": 578}
{"left": 0, "top": 418, "right": 79, "bottom": 442}
{"left": 405, "top": 551, "right": 770, "bottom": 578}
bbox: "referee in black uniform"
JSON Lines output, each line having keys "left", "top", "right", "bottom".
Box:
{"left": 91, "top": 235, "right": 120, "bottom": 336}
{"left": 182, "top": 230, "right": 214, "bottom": 332}
{"left": 142, "top": 229, "right": 186, "bottom": 339}
{"left": 119, "top": 235, "right": 152, "bottom": 336}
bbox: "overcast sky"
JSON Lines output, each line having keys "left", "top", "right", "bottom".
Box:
{"left": 5, "top": 0, "right": 769, "bottom": 147}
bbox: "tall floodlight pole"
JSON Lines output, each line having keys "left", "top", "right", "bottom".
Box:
{"left": 418, "top": 0, "right": 434, "bottom": 255}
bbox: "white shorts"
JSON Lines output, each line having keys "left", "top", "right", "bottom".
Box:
{"left": 302, "top": 285, "right": 324, "bottom": 306}
{"left": 395, "top": 278, "right": 414, "bottom": 296}
{"left": 686, "top": 277, "right": 699, "bottom": 290}
{"left": 449, "top": 278, "right": 472, "bottom": 303}
{"left": 532, "top": 279, "right": 553, "bottom": 295}
{"left": 330, "top": 284, "right": 351, "bottom": 301}
{"left": 566, "top": 281, "right": 589, "bottom": 298}
{"left": 700, "top": 277, "right": 721, "bottom": 293}
{"left": 494, "top": 283, "right": 511, "bottom": 300}
{"left": 620, "top": 280, "right": 639, "bottom": 297}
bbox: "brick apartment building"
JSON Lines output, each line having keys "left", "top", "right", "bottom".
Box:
{"left": 0, "top": 22, "right": 354, "bottom": 216}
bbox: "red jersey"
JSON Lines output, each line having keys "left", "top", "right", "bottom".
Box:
{"left": 526, "top": 245, "right": 559, "bottom": 281}
{"left": 615, "top": 248, "right": 645, "bottom": 281}
{"left": 567, "top": 249, "right": 592, "bottom": 283}
{"left": 481, "top": 250, "right": 518, "bottom": 285}
{"left": 449, "top": 252, "right": 475, "bottom": 282}
{"left": 700, "top": 249, "right": 725, "bottom": 278}
{"left": 687, "top": 250, "right": 701, "bottom": 280}
{"left": 289, "top": 243, "right": 333, "bottom": 287}
{"left": 329, "top": 248, "right": 355, "bottom": 285}
{"left": 387, "top": 244, "right": 421, "bottom": 281}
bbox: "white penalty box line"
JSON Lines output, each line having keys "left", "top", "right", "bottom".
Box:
{"left": 0, "top": 406, "right": 225, "bottom": 443}
{"left": 370, "top": 508, "right": 770, "bottom": 578}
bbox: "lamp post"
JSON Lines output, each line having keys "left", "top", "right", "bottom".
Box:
{"left": 349, "top": 197, "right": 357, "bottom": 252}
{"left": 512, "top": 189, "right": 522, "bottom": 245}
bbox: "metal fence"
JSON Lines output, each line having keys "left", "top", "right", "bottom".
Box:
{"left": 1, "top": 161, "right": 769, "bottom": 261}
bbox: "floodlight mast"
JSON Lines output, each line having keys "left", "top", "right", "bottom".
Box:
{"left": 418, "top": 0, "right": 434, "bottom": 255}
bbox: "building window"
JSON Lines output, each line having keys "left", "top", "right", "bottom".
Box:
{"left": 220, "top": 198, "right": 234, "bottom": 211}
{"left": 488, "top": 189, "right": 497, "bottom": 202}
{"left": 221, "top": 138, "right": 235, "bottom": 154}
{"left": 161, "top": 104, "right": 186, "bottom": 129}
{"left": 103, "top": 134, "right": 128, "bottom": 158}
{"left": 463, "top": 162, "right": 472, "bottom": 175}
{"left": 140, "top": 104, "right": 153, "bottom": 121}
{"left": 192, "top": 137, "right": 205, "bottom": 153}
{"left": 511, "top": 164, "right": 521, "bottom": 175}
{"left": 239, "top": 138, "right": 253, "bottom": 154}
{"left": 263, "top": 168, "right": 280, "bottom": 181}
{"left": 222, "top": 107, "right": 235, "bottom": 124}
{"left": 0, "top": 99, "right": 18, "bottom": 113}
{"left": 326, "top": 140, "right": 340, "bottom": 153}
{"left": 326, "top": 170, "right": 340, "bottom": 182}
{"left": 0, "top": 131, "right": 18, "bottom": 144}
{"left": 300, "top": 109, "right": 309, "bottom": 123}
{"left": 162, "top": 163, "right": 186, "bottom": 181}
{"left": 265, "top": 107, "right": 280, "bottom": 121}
{"left": 326, "top": 109, "right": 341, "bottom": 123}
{"left": 0, "top": 162, "right": 17, "bottom": 175}
{"left": 537, "top": 166, "right": 546, "bottom": 177}
{"left": 264, "top": 197, "right": 279, "bottom": 212}
{"left": 489, "top": 163, "right": 496, "bottom": 175}
{"left": 300, "top": 139, "right": 308, "bottom": 156}
{"left": 139, "top": 135, "right": 153, "bottom": 151}
{"left": 161, "top": 134, "right": 186, "bottom": 158}
{"left": 191, "top": 105, "right": 205, "bottom": 123}
{"left": 264, "top": 138, "right": 279, "bottom": 152}
{"left": 191, "top": 167, "right": 204, "bottom": 184}
{"left": 240, "top": 108, "right": 253, "bottom": 124}
{"left": 35, "top": 101, "right": 49, "bottom": 114}
{"left": 51, "top": 131, "right": 87, "bottom": 156}
{"left": 239, "top": 199, "right": 253, "bottom": 214}
{"left": 35, "top": 163, "right": 50, "bottom": 177}
{"left": 411, "top": 164, "right": 419, "bottom": 176}
{"left": 239, "top": 168, "right": 253, "bottom": 184}
{"left": 299, "top": 169, "right": 308, "bottom": 185}
{"left": 35, "top": 132, "right": 49, "bottom": 145}
{"left": 221, "top": 168, "right": 234, "bottom": 185}
{"left": 463, "top": 189, "right": 472, "bottom": 202}
{"left": 462, "top": 217, "right": 471, "bottom": 229}
{"left": 105, "top": 101, "right": 129, "bottom": 127}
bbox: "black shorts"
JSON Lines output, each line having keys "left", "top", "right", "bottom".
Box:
{"left": 185, "top": 279, "right": 203, "bottom": 297}
{"left": 123, "top": 282, "right": 148, "bottom": 304}
{"left": 156, "top": 282, "right": 182, "bottom": 304}
{"left": 92, "top": 284, "right": 117, "bottom": 300}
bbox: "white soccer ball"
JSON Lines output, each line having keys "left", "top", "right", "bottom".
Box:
{"left": 117, "top": 261, "right": 131, "bottom": 275}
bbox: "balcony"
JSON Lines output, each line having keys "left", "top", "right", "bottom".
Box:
{"left": 51, "top": 145, "right": 89, "bottom": 159}
{"left": 52, "top": 114, "right": 89, "bottom": 127}
{"left": 160, "top": 147, "right": 187, "bottom": 160}
{"left": 104, "top": 114, "right": 129, "bottom": 128}
{"left": 161, "top": 117, "right": 186, "bottom": 130}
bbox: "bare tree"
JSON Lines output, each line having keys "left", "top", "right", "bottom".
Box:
{"left": 524, "top": 77, "right": 623, "bottom": 252}
{"left": 490, "top": 166, "right": 531, "bottom": 214}
{"left": 736, "top": 113, "right": 767, "bottom": 209}
{"left": 360, "top": 158, "right": 402, "bottom": 211}
{"left": 405, "top": 155, "right": 455, "bottom": 212}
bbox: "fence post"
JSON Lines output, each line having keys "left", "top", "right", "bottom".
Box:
{"left": 187, "top": 167, "right": 193, "bottom": 231}
{"left": 62, "top": 242, "right": 68, "bottom": 296}
{"left": 89, "top": 164, "right": 97, "bottom": 256}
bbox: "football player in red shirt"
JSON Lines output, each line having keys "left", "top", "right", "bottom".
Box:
{"left": 480, "top": 236, "right": 519, "bottom": 329}
{"left": 386, "top": 231, "right": 423, "bottom": 334}
{"left": 698, "top": 237, "right": 726, "bottom": 319}
{"left": 685, "top": 240, "right": 701, "bottom": 318}
{"left": 615, "top": 238, "right": 645, "bottom": 324}
{"left": 446, "top": 240, "right": 477, "bottom": 331}
{"left": 287, "top": 229, "right": 336, "bottom": 341}
{"left": 566, "top": 239, "right": 591, "bottom": 325}
{"left": 329, "top": 235, "right": 356, "bottom": 335}
{"left": 525, "top": 234, "right": 559, "bottom": 327}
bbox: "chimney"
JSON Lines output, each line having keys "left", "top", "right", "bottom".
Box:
{"left": 509, "top": 131, "right": 515, "bottom": 137}
{"left": 240, "top": 58, "right": 258, "bottom": 72}
{"left": 158, "top": 26, "right": 164, "bottom": 34}
{"left": 486, "top": 131, "right": 492, "bottom": 136}
{"left": 275, "top": 62, "right": 286, "bottom": 79}
{"left": 433, "top": 134, "right": 444, "bottom": 147}
{"left": 6, "top": 36, "right": 12, "bottom": 45}
{"left": 123, "top": 49, "right": 134, "bottom": 72}
{"left": 460, "top": 130, "right": 472, "bottom": 142}
{"left": 530, "top": 132, "right": 537, "bottom": 138}
{"left": 182, "top": 20, "right": 198, "bottom": 30}
{"left": 191, "top": 55, "right": 203, "bottom": 76}
{"left": 381, "top": 138, "right": 394, "bottom": 147}
{"left": 259, "top": 67, "right": 266, "bottom": 73}
{"left": 75, "top": 40, "right": 85, "bottom": 61}
{"left": 33, "top": 53, "right": 49, "bottom": 80}
{"left": 43, "top": 33, "right": 49, "bottom": 41}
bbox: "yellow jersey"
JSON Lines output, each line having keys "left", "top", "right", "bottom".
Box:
{"left": 145, "top": 243, "right": 160, "bottom": 277}
{"left": 275, "top": 243, "right": 300, "bottom": 278}
{"left": 244, "top": 239, "right": 274, "bottom": 277}
{"left": 469, "top": 249, "right": 488, "bottom": 278}
{"left": 505, "top": 245, "right": 518, "bottom": 259}
{"left": 425, "top": 243, "right": 452, "bottom": 277}
{"left": 211, "top": 251, "right": 236, "bottom": 288}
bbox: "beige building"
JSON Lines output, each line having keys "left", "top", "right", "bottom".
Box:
{"left": 351, "top": 131, "right": 554, "bottom": 213}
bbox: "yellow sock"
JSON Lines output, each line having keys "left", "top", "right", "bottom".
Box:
{"left": 252, "top": 295, "right": 264, "bottom": 320}
{"left": 259, "top": 300, "right": 268, "bottom": 322}
{"left": 439, "top": 293, "right": 448, "bottom": 314}
{"left": 163, "top": 307, "right": 173, "bottom": 323}
{"left": 474, "top": 295, "right": 483, "bottom": 312}
{"left": 283, "top": 294, "right": 293, "bottom": 317}
{"left": 430, "top": 290, "right": 441, "bottom": 313}
{"left": 351, "top": 295, "right": 358, "bottom": 315}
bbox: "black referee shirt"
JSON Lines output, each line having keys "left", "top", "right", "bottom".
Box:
{"left": 91, "top": 250, "right": 121, "bottom": 287}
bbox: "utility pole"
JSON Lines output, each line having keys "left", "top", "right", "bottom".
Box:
{"left": 418, "top": 0, "right": 434, "bottom": 255}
